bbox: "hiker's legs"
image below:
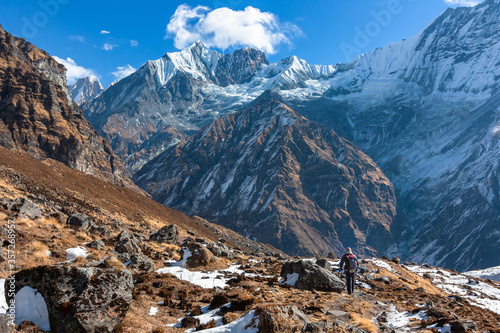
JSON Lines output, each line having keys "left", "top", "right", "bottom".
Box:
{"left": 346, "top": 273, "right": 355, "bottom": 295}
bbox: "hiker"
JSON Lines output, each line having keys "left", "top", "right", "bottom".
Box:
{"left": 339, "top": 247, "right": 358, "bottom": 295}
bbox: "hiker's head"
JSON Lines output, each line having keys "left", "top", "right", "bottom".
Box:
{"left": 346, "top": 247, "right": 352, "bottom": 254}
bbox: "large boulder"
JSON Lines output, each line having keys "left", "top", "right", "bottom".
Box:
{"left": 6, "top": 266, "right": 133, "bottom": 333}
{"left": 66, "top": 213, "right": 95, "bottom": 231}
{"left": 280, "top": 260, "right": 345, "bottom": 292}
{"left": 182, "top": 242, "right": 216, "bottom": 268}
{"left": 114, "top": 230, "right": 142, "bottom": 255}
{"left": 127, "top": 254, "right": 155, "bottom": 272}
{"left": 149, "top": 224, "right": 178, "bottom": 244}
{"left": 115, "top": 230, "right": 142, "bottom": 245}
{"left": 207, "top": 242, "right": 233, "bottom": 258}
{"left": 115, "top": 238, "right": 141, "bottom": 255}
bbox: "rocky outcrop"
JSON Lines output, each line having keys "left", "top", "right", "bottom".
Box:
{"left": 0, "top": 24, "right": 139, "bottom": 191}
{"left": 181, "top": 242, "right": 216, "bottom": 268}
{"left": 1, "top": 197, "right": 41, "bottom": 219}
{"left": 280, "top": 260, "right": 345, "bottom": 292}
{"left": 149, "top": 224, "right": 178, "bottom": 244}
{"left": 66, "top": 213, "right": 94, "bottom": 231}
{"left": 127, "top": 254, "right": 154, "bottom": 272}
{"left": 135, "top": 91, "right": 408, "bottom": 257}
{"left": 6, "top": 266, "right": 133, "bottom": 333}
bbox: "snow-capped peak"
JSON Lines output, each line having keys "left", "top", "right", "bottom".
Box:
{"left": 69, "top": 75, "right": 104, "bottom": 105}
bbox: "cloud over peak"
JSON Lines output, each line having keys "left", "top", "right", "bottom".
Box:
{"left": 112, "top": 65, "right": 136, "bottom": 80}
{"left": 166, "top": 5, "right": 301, "bottom": 54}
{"left": 53, "top": 56, "right": 96, "bottom": 85}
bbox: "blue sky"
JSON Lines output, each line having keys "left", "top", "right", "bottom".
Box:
{"left": 0, "top": 0, "right": 483, "bottom": 86}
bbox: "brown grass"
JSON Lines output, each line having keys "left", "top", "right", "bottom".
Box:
{"left": 350, "top": 313, "right": 378, "bottom": 333}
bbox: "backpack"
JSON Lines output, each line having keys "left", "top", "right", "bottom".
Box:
{"left": 345, "top": 254, "right": 358, "bottom": 273}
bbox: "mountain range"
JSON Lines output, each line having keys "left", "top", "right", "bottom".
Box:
{"left": 135, "top": 91, "right": 408, "bottom": 257}
{"left": 0, "top": 0, "right": 496, "bottom": 271}
{"left": 79, "top": 0, "right": 500, "bottom": 270}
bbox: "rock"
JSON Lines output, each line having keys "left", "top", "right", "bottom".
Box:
{"left": 187, "top": 230, "right": 195, "bottom": 236}
{"left": 207, "top": 243, "right": 233, "bottom": 258}
{"left": 182, "top": 242, "right": 216, "bottom": 268}
{"left": 87, "top": 239, "right": 105, "bottom": 250}
{"left": 364, "top": 273, "right": 375, "bottom": 281}
{"left": 392, "top": 257, "right": 401, "bottom": 264}
{"left": 116, "top": 230, "right": 141, "bottom": 244}
{"left": 115, "top": 238, "right": 141, "bottom": 255}
{"left": 280, "top": 260, "right": 345, "bottom": 292}
{"left": 327, "top": 252, "right": 337, "bottom": 259}
{"left": 381, "top": 255, "right": 389, "bottom": 260}
{"left": 255, "top": 305, "right": 308, "bottom": 332}
{"left": 276, "top": 253, "right": 288, "bottom": 260}
{"left": 450, "top": 320, "right": 476, "bottom": 332}
{"left": 427, "top": 307, "right": 451, "bottom": 319}
{"left": 116, "top": 253, "right": 131, "bottom": 263}
{"left": 66, "top": 214, "right": 94, "bottom": 231}
{"left": 315, "top": 258, "right": 331, "bottom": 270}
{"left": 6, "top": 266, "right": 133, "bottom": 333}
{"left": 375, "top": 276, "right": 391, "bottom": 284}
{"left": 3, "top": 198, "right": 42, "bottom": 219}
{"left": 303, "top": 321, "right": 329, "bottom": 332}
{"left": 92, "top": 225, "right": 112, "bottom": 237}
{"left": 180, "top": 316, "right": 200, "bottom": 328}
{"left": 357, "top": 264, "right": 369, "bottom": 274}
{"left": 127, "top": 254, "right": 154, "bottom": 272}
{"left": 149, "top": 224, "right": 178, "bottom": 244}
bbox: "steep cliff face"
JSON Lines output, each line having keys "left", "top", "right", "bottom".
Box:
{"left": 135, "top": 92, "right": 408, "bottom": 257}
{"left": 0, "top": 24, "right": 138, "bottom": 190}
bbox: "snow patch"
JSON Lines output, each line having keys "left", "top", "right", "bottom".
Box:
{"left": 14, "top": 286, "right": 51, "bottom": 331}
{"left": 65, "top": 246, "right": 89, "bottom": 261}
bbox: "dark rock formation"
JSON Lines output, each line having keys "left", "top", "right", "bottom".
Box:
{"left": 6, "top": 266, "right": 133, "bottom": 333}
{"left": 280, "top": 260, "right": 345, "bottom": 292}
{"left": 149, "top": 224, "right": 178, "bottom": 244}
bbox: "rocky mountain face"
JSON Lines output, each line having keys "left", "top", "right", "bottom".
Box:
{"left": 296, "top": 0, "right": 500, "bottom": 271}
{"left": 0, "top": 24, "right": 137, "bottom": 190}
{"left": 69, "top": 75, "right": 104, "bottom": 105}
{"left": 84, "top": 0, "right": 499, "bottom": 270}
{"left": 135, "top": 91, "right": 408, "bottom": 257}
{"left": 81, "top": 41, "right": 334, "bottom": 173}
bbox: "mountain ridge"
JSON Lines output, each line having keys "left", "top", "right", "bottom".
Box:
{"left": 135, "top": 91, "right": 408, "bottom": 257}
{"left": 0, "top": 24, "right": 140, "bottom": 192}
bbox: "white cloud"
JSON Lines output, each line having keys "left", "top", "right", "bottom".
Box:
{"left": 53, "top": 56, "right": 96, "bottom": 85}
{"left": 100, "top": 30, "right": 110, "bottom": 34}
{"left": 166, "top": 5, "right": 301, "bottom": 54}
{"left": 130, "top": 40, "right": 139, "bottom": 47}
{"left": 111, "top": 65, "right": 136, "bottom": 80}
{"left": 443, "top": 0, "right": 482, "bottom": 6}
{"left": 102, "top": 43, "right": 117, "bottom": 51}
{"left": 68, "top": 35, "right": 85, "bottom": 43}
